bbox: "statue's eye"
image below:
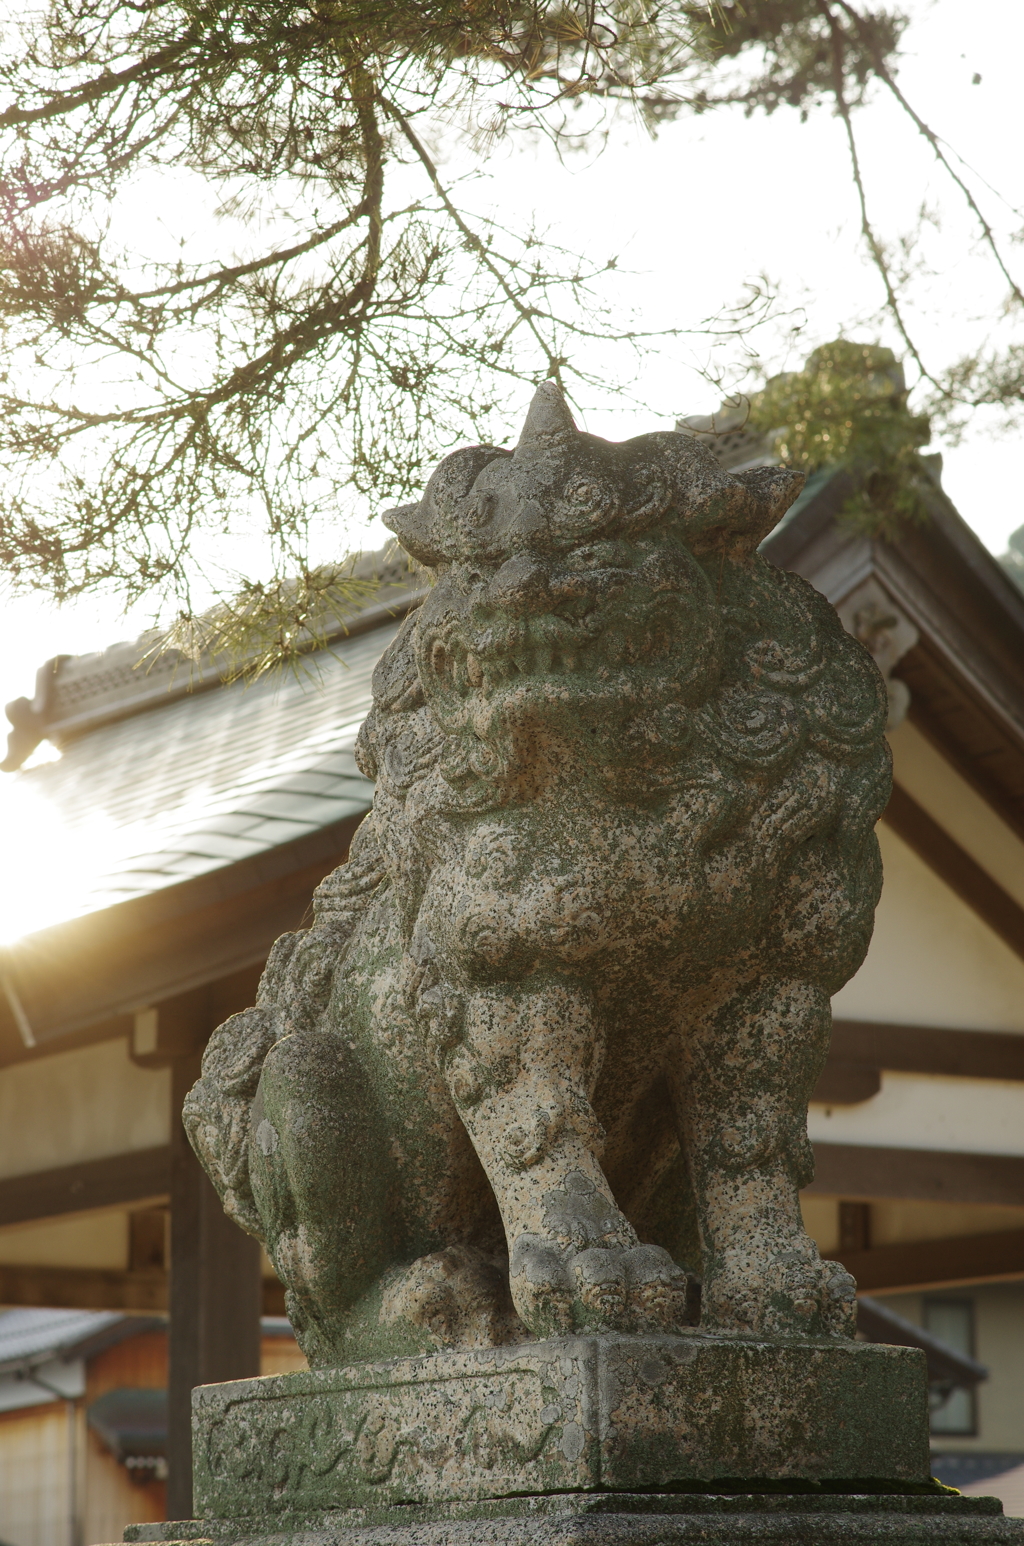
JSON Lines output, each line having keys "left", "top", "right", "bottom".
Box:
{"left": 453, "top": 566, "right": 486, "bottom": 595}
{"left": 563, "top": 480, "right": 604, "bottom": 504}
{"left": 569, "top": 542, "right": 633, "bottom": 569}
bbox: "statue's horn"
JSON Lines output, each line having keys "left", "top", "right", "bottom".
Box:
{"left": 514, "top": 380, "right": 578, "bottom": 456}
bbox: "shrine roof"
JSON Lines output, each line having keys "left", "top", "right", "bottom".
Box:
{"left": 0, "top": 549, "right": 419, "bottom": 938}
{"left": 5, "top": 620, "right": 392, "bottom": 919}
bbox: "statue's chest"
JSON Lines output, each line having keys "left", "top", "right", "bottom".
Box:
{"left": 416, "top": 808, "right": 741, "bottom": 978}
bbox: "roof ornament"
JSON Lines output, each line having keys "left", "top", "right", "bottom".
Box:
{"left": 1, "top": 656, "right": 69, "bottom": 774}
{"left": 835, "top": 577, "right": 919, "bottom": 731}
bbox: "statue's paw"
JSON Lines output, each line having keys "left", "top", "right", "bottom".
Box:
{"left": 572, "top": 1246, "right": 628, "bottom": 1328}
{"left": 510, "top": 1235, "right": 690, "bottom": 1337}
{"left": 508, "top": 1234, "right": 576, "bottom": 1337}
{"left": 702, "top": 1240, "right": 857, "bottom": 1339}
{"left": 821, "top": 1258, "right": 858, "bottom": 1336}
{"left": 382, "top": 1245, "right": 527, "bottom": 1349}
{"left": 624, "top": 1244, "right": 692, "bottom": 1333}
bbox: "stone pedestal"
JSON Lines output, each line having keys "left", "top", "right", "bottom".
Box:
{"left": 129, "top": 1491, "right": 1024, "bottom": 1545}
{"left": 190, "top": 1334, "right": 930, "bottom": 1513}
{"left": 118, "top": 1334, "right": 1024, "bottom": 1544}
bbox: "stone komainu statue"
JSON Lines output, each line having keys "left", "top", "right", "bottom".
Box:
{"left": 184, "top": 384, "right": 891, "bottom": 1370}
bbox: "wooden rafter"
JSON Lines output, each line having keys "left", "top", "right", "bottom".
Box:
{"left": 882, "top": 783, "right": 1024, "bottom": 963}
{"left": 838, "top": 1227, "right": 1024, "bottom": 1296}
{"left": 0, "top": 1262, "right": 286, "bottom": 1315}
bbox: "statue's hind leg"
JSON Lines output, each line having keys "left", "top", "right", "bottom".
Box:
{"left": 432, "top": 977, "right": 690, "bottom": 1338}
{"left": 675, "top": 973, "right": 856, "bottom": 1338}
{"left": 248, "top": 1026, "right": 402, "bottom": 1366}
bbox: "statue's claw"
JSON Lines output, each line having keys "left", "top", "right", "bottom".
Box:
{"left": 509, "top": 1234, "right": 690, "bottom": 1337}
{"left": 626, "top": 1244, "right": 693, "bottom": 1332}
{"left": 381, "top": 1245, "right": 527, "bottom": 1349}
{"left": 702, "top": 1239, "right": 857, "bottom": 1338}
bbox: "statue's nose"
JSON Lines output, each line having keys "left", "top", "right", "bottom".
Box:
{"left": 486, "top": 554, "right": 552, "bottom": 615}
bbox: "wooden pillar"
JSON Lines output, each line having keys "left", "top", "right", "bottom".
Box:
{"left": 164, "top": 1032, "right": 262, "bottom": 1520}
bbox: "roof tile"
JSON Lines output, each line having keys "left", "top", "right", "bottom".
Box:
{"left": 4, "top": 620, "right": 396, "bottom": 935}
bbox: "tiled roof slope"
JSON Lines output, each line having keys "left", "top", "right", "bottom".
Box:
{"left": 2, "top": 545, "right": 423, "bottom": 771}
{"left": 10, "top": 619, "right": 396, "bottom": 921}
{"left": 0, "top": 1309, "right": 126, "bottom": 1372}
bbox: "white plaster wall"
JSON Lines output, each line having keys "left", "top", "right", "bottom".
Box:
{"left": 866, "top": 1200, "right": 1024, "bottom": 1247}
{"left": 831, "top": 824, "right": 1024, "bottom": 1033}
{"left": 0, "top": 1037, "right": 169, "bottom": 1179}
{"left": 799, "top": 1198, "right": 1024, "bottom": 1254}
{"left": 809, "top": 1071, "right": 1024, "bottom": 1156}
{"left": 0, "top": 1209, "right": 129, "bottom": 1268}
{"left": 800, "top": 1195, "right": 839, "bottom": 1255}
{"left": 853, "top": 1285, "right": 1024, "bottom": 1454}
{"left": 889, "top": 720, "right": 1024, "bottom": 912}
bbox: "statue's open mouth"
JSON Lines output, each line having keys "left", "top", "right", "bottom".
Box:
{"left": 420, "top": 604, "right": 672, "bottom": 702}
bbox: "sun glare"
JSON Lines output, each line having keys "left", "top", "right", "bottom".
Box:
{"left": 18, "top": 740, "right": 62, "bottom": 771}
{"left": 0, "top": 774, "right": 119, "bottom": 946}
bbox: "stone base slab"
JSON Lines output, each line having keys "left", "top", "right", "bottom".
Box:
{"left": 190, "top": 1334, "right": 930, "bottom": 1519}
{"left": 128, "top": 1492, "right": 1024, "bottom": 1546}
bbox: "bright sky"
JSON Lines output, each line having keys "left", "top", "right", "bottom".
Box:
{"left": 0, "top": 1, "right": 1020, "bottom": 747}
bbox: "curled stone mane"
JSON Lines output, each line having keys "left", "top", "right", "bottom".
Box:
{"left": 367, "top": 382, "right": 887, "bottom": 835}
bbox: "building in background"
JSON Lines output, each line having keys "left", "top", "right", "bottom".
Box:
{"left": 0, "top": 1309, "right": 303, "bottom": 1546}
{"left": 695, "top": 426, "right": 1024, "bottom": 1503}
{"left": 0, "top": 545, "right": 424, "bottom": 1525}
{"left": 0, "top": 457, "right": 1023, "bottom": 1536}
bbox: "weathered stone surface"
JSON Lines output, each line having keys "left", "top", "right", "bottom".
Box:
{"left": 129, "top": 1492, "right": 1024, "bottom": 1546}
{"left": 183, "top": 382, "right": 892, "bottom": 1371}
{"left": 188, "top": 1336, "right": 928, "bottom": 1520}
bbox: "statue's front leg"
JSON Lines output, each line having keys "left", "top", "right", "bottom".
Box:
{"left": 676, "top": 974, "right": 856, "bottom": 1338}
{"left": 424, "top": 976, "right": 689, "bottom": 1338}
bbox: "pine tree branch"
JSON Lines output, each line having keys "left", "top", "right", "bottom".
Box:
{"left": 815, "top": 0, "right": 935, "bottom": 390}
{"left": 379, "top": 95, "right": 565, "bottom": 383}
{"left": 0, "top": 34, "right": 200, "bottom": 129}
{"left": 831, "top": 0, "right": 1024, "bottom": 310}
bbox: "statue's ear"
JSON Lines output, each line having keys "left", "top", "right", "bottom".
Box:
{"left": 731, "top": 465, "right": 806, "bottom": 545}
{"left": 683, "top": 465, "right": 805, "bottom": 558}
{"left": 382, "top": 501, "right": 437, "bottom": 565}
{"left": 384, "top": 445, "right": 511, "bottom": 565}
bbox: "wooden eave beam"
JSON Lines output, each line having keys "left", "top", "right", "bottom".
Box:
{"left": 0, "top": 1263, "right": 286, "bottom": 1315}
{"left": 0, "top": 811, "right": 364, "bottom": 1047}
{"left": 838, "top": 1227, "right": 1024, "bottom": 1296}
{"left": 882, "top": 784, "right": 1024, "bottom": 963}
{"left": 809, "top": 1017, "right": 1024, "bottom": 1107}
{"left": 4, "top": 1237, "right": 1018, "bottom": 1311}
{"left": 763, "top": 476, "right": 1024, "bottom": 843}
{"left": 819, "top": 1019, "right": 1024, "bottom": 1097}
{"left": 808, "top": 1142, "right": 1024, "bottom": 1207}
{"left": 2, "top": 1134, "right": 1020, "bottom": 1230}
{"left": 765, "top": 475, "right": 1024, "bottom": 744}
{"left": 0, "top": 1146, "right": 170, "bottom": 1228}
{"left": 873, "top": 496, "right": 1024, "bottom": 748}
